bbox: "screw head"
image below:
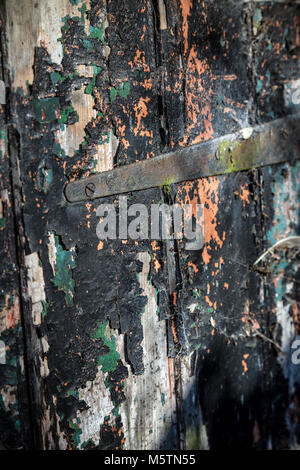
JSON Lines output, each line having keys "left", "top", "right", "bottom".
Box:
{"left": 85, "top": 182, "right": 96, "bottom": 198}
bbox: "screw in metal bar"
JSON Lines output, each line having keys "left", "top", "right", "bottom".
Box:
{"left": 85, "top": 182, "right": 96, "bottom": 198}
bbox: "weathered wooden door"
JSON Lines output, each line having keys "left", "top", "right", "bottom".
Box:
{"left": 0, "top": 0, "right": 300, "bottom": 450}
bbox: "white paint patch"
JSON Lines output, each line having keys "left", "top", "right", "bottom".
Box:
{"left": 54, "top": 88, "right": 96, "bottom": 157}
{"left": 188, "top": 302, "right": 198, "bottom": 314}
{"left": 77, "top": 65, "right": 95, "bottom": 78}
{"left": 276, "top": 288, "right": 295, "bottom": 374}
{"left": 32, "top": 302, "right": 43, "bottom": 327}
{"left": 41, "top": 337, "right": 50, "bottom": 354}
{"left": 119, "top": 252, "right": 175, "bottom": 450}
{"left": 40, "top": 356, "right": 50, "bottom": 378}
{"left": 6, "top": 0, "right": 91, "bottom": 90}
{"left": 240, "top": 127, "right": 253, "bottom": 140}
{"left": 0, "top": 340, "right": 6, "bottom": 365}
{"left": 0, "top": 80, "right": 5, "bottom": 105}
{"left": 94, "top": 131, "right": 119, "bottom": 173}
{"left": 25, "top": 252, "right": 46, "bottom": 305}
{"left": 25, "top": 252, "right": 46, "bottom": 330}
{"left": 158, "top": 0, "right": 167, "bottom": 30}
{"left": 76, "top": 366, "right": 115, "bottom": 448}
{"left": 1, "top": 189, "right": 9, "bottom": 211}
{"left": 0, "top": 385, "right": 17, "bottom": 412}
{"left": 48, "top": 232, "right": 57, "bottom": 276}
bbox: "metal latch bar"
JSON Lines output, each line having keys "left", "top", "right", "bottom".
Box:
{"left": 65, "top": 113, "right": 300, "bottom": 203}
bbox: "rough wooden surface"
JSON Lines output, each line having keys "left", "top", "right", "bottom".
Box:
{"left": 0, "top": 0, "right": 299, "bottom": 450}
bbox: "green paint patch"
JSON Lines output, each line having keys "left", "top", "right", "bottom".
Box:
{"left": 193, "top": 288, "right": 201, "bottom": 299}
{"left": 33, "top": 97, "right": 60, "bottom": 124}
{"left": 253, "top": 8, "right": 262, "bottom": 30}
{"left": 14, "top": 419, "right": 21, "bottom": 432}
{"left": 65, "top": 388, "right": 79, "bottom": 399}
{"left": 5, "top": 365, "right": 18, "bottom": 386}
{"left": 41, "top": 301, "right": 47, "bottom": 319}
{"left": 61, "top": 15, "right": 75, "bottom": 33}
{"left": 81, "top": 439, "right": 94, "bottom": 449}
{"left": 256, "top": 79, "right": 263, "bottom": 94}
{"left": 110, "top": 82, "right": 130, "bottom": 102}
{"left": 112, "top": 405, "right": 120, "bottom": 417}
{"left": 154, "top": 287, "right": 160, "bottom": 315}
{"left": 58, "top": 103, "right": 78, "bottom": 125}
{"left": 70, "top": 418, "right": 82, "bottom": 449}
{"left": 85, "top": 83, "right": 93, "bottom": 95}
{"left": 78, "top": 3, "right": 87, "bottom": 23}
{"left": 0, "top": 128, "right": 7, "bottom": 142}
{"left": 50, "top": 234, "right": 77, "bottom": 307}
{"left": 50, "top": 72, "right": 63, "bottom": 87}
{"left": 84, "top": 66, "right": 101, "bottom": 96}
{"left": 0, "top": 218, "right": 6, "bottom": 230}
{"left": 80, "top": 38, "right": 93, "bottom": 52}
{"left": 89, "top": 24, "right": 105, "bottom": 43}
{"left": 93, "top": 66, "right": 101, "bottom": 82}
{"left": 42, "top": 169, "right": 53, "bottom": 193}
{"left": 0, "top": 394, "right": 6, "bottom": 412}
{"left": 91, "top": 322, "right": 120, "bottom": 373}
{"left": 53, "top": 141, "right": 67, "bottom": 159}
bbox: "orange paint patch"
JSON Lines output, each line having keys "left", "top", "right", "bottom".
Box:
{"left": 151, "top": 241, "right": 160, "bottom": 251}
{"left": 133, "top": 96, "right": 150, "bottom": 136}
{"left": 202, "top": 247, "right": 211, "bottom": 265}
{"left": 188, "top": 261, "right": 199, "bottom": 273}
{"left": 292, "top": 301, "right": 299, "bottom": 332}
{"left": 235, "top": 184, "right": 250, "bottom": 208}
{"left": 242, "top": 354, "right": 249, "bottom": 373}
{"left": 171, "top": 317, "right": 179, "bottom": 344}
{"left": 154, "top": 258, "right": 161, "bottom": 273}
{"left": 178, "top": 177, "right": 224, "bottom": 265}
{"left": 0, "top": 292, "right": 20, "bottom": 332}
{"left": 180, "top": 0, "right": 192, "bottom": 55}
{"left": 182, "top": 46, "right": 213, "bottom": 145}
{"left": 130, "top": 49, "right": 150, "bottom": 73}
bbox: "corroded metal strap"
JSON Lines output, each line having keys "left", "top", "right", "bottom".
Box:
{"left": 65, "top": 113, "right": 300, "bottom": 203}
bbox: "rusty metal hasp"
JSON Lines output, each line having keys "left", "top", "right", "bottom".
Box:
{"left": 65, "top": 113, "right": 300, "bottom": 203}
